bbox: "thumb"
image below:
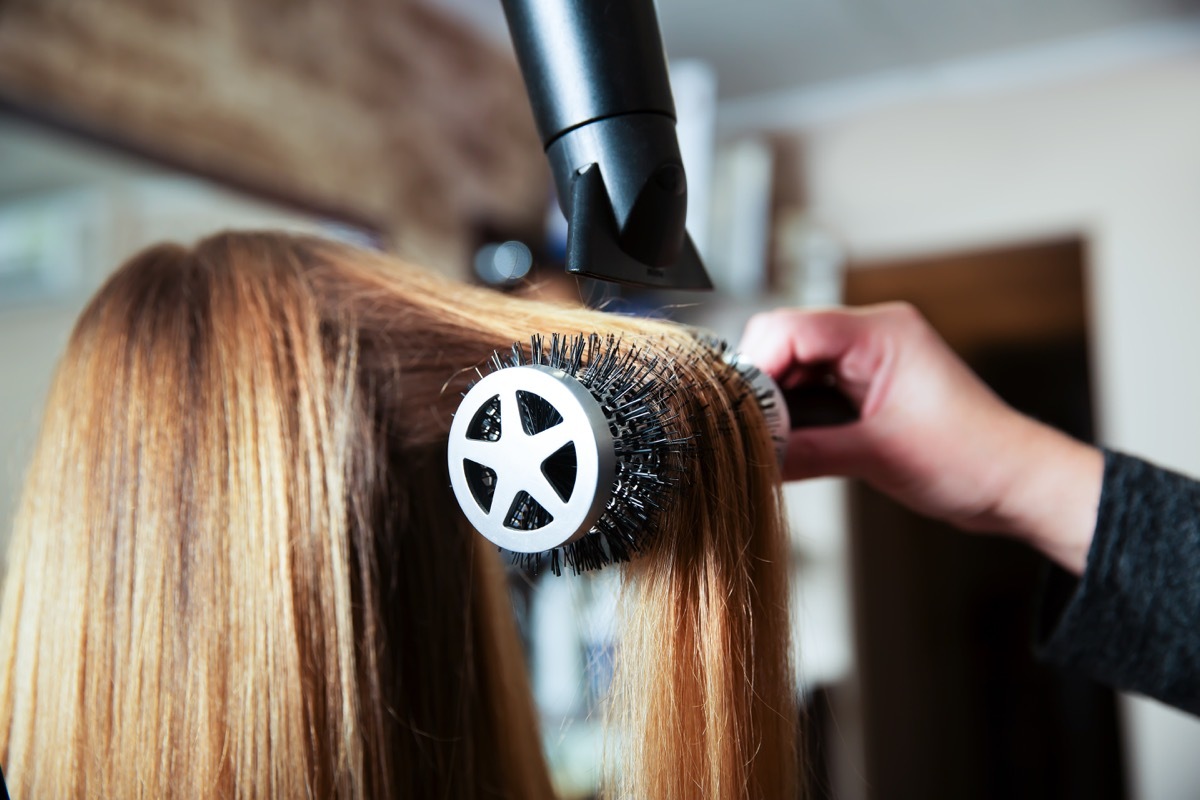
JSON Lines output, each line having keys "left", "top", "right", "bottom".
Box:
{"left": 779, "top": 423, "right": 873, "bottom": 481}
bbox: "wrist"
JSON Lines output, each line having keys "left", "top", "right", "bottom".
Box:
{"left": 991, "top": 418, "right": 1103, "bottom": 575}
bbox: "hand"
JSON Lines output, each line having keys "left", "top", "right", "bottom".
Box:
{"left": 740, "top": 302, "right": 1104, "bottom": 574}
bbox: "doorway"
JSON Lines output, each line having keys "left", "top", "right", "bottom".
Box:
{"left": 843, "top": 238, "right": 1125, "bottom": 799}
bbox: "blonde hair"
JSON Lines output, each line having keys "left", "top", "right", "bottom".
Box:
{"left": 0, "top": 231, "right": 797, "bottom": 798}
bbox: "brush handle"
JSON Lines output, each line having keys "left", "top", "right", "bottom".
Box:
{"left": 782, "top": 368, "right": 860, "bottom": 429}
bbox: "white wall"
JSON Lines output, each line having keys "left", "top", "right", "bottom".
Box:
{"left": 781, "top": 54, "right": 1200, "bottom": 800}
{"left": 0, "top": 305, "right": 78, "bottom": 543}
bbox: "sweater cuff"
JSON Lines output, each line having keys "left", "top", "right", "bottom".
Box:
{"left": 1036, "top": 449, "right": 1200, "bottom": 715}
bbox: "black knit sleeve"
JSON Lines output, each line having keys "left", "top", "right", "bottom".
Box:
{"left": 1037, "top": 449, "right": 1200, "bottom": 715}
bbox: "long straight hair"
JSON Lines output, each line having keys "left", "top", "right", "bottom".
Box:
{"left": 0, "top": 231, "right": 797, "bottom": 798}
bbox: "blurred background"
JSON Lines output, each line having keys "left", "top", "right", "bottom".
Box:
{"left": 3, "top": 0, "right": 1200, "bottom": 797}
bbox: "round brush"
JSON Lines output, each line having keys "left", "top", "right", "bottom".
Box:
{"left": 446, "top": 332, "right": 858, "bottom": 574}
{"left": 447, "top": 333, "right": 689, "bottom": 575}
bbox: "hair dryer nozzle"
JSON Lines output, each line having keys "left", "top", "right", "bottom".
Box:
{"left": 564, "top": 162, "right": 713, "bottom": 290}
{"left": 502, "top": 0, "right": 714, "bottom": 291}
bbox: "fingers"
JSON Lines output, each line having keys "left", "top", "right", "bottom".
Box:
{"left": 739, "top": 310, "right": 795, "bottom": 378}
{"left": 779, "top": 424, "right": 870, "bottom": 481}
{"left": 741, "top": 306, "right": 899, "bottom": 413}
{"left": 739, "top": 304, "right": 917, "bottom": 482}
{"left": 740, "top": 308, "right": 870, "bottom": 380}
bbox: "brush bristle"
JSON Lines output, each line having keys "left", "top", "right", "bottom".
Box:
{"left": 462, "top": 332, "right": 777, "bottom": 575}
{"left": 472, "top": 333, "right": 698, "bottom": 574}
{"left": 702, "top": 335, "right": 790, "bottom": 460}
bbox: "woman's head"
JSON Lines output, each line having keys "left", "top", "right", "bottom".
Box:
{"left": 0, "top": 232, "right": 797, "bottom": 798}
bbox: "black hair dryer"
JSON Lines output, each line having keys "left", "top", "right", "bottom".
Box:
{"left": 501, "top": 0, "right": 713, "bottom": 290}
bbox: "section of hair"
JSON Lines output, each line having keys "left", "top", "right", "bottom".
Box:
{"left": 0, "top": 231, "right": 797, "bottom": 799}
{"left": 605, "top": 342, "right": 799, "bottom": 799}
{"left": 300, "top": 235, "right": 801, "bottom": 796}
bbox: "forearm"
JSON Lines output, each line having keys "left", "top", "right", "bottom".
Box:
{"left": 990, "top": 416, "right": 1105, "bottom": 575}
